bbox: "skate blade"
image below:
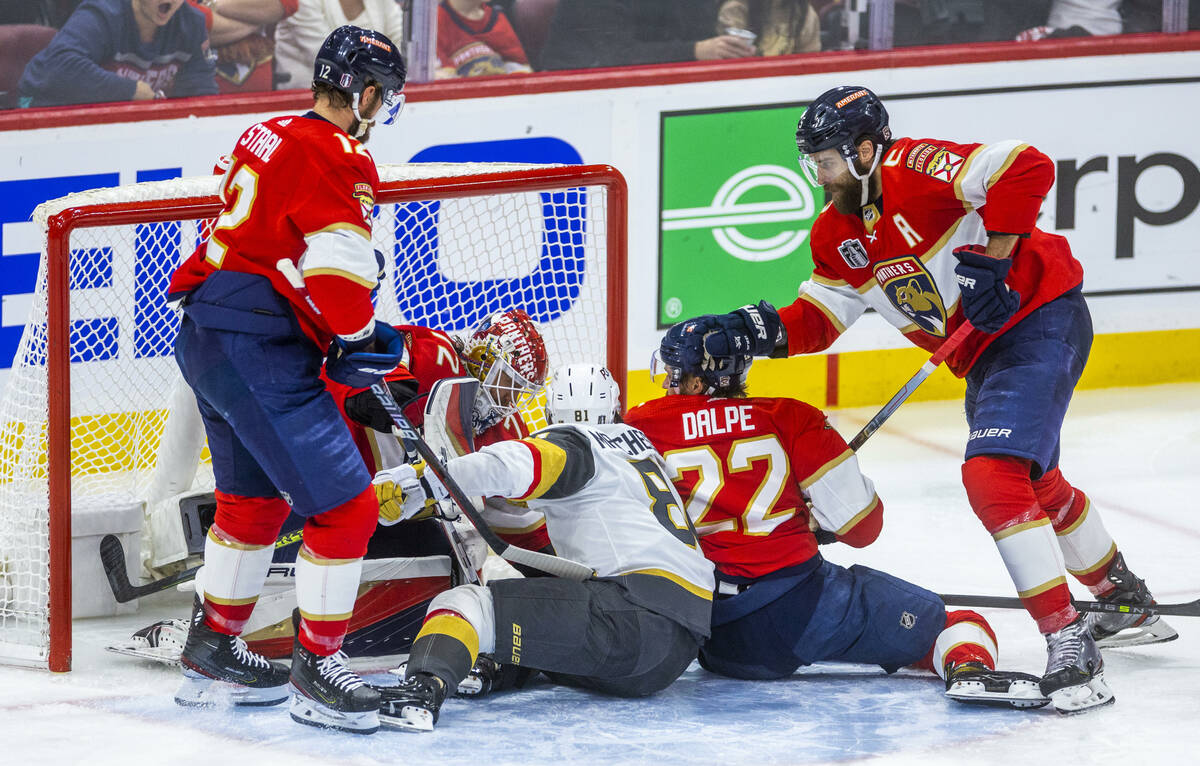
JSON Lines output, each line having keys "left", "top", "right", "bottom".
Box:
{"left": 1096, "top": 620, "right": 1179, "bottom": 649}
{"left": 946, "top": 679, "right": 1050, "bottom": 710}
{"left": 1048, "top": 676, "right": 1116, "bottom": 715}
{"left": 379, "top": 705, "right": 435, "bottom": 732}
{"left": 174, "top": 671, "right": 289, "bottom": 708}
{"left": 106, "top": 643, "right": 182, "bottom": 666}
{"left": 289, "top": 693, "right": 380, "bottom": 734}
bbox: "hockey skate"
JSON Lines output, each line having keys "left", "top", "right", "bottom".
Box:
{"left": 390, "top": 653, "right": 534, "bottom": 698}
{"left": 107, "top": 618, "right": 187, "bottom": 665}
{"left": 377, "top": 672, "right": 448, "bottom": 732}
{"left": 1040, "top": 616, "right": 1115, "bottom": 715}
{"left": 944, "top": 662, "right": 1049, "bottom": 709}
{"left": 1086, "top": 553, "right": 1179, "bottom": 649}
{"left": 174, "top": 598, "right": 290, "bottom": 708}
{"left": 289, "top": 642, "right": 380, "bottom": 734}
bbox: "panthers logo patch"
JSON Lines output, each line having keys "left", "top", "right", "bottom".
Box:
{"left": 353, "top": 182, "right": 375, "bottom": 223}
{"left": 874, "top": 255, "right": 947, "bottom": 337}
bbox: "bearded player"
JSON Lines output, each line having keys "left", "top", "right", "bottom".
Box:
{"left": 673, "top": 85, "right": 1175, "bottom": 714}
{"left": 625, "top": 323, "right": 1048, "bottom": 710}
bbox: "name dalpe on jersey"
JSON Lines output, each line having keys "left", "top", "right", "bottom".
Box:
{"left": 682, "top": 404, "right": 755, "bottom": 441}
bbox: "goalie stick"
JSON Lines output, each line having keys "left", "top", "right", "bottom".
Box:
{"left": 847, "top": 320, "right": 974, "bottom": 451}
{"left": 100, "top": 529, "right": 303, "bottom": 603}
{"left": 939, "top": 593, "right": 1200, "bottom": 618}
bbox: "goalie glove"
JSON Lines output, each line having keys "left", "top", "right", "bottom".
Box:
{"left": 373, "top": 459, "right": 452, "bottom": 525}
{"left": 702, "top": 300, "right": 784, "bottom": 359}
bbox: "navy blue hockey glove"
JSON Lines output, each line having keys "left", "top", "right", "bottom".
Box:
{"left": 325, "top": 320, "right": 406, "bottom": 388}
{"left": 952, "top": 245, "right": 1021, "bottom": 334}
{"left": 702, "top": 300, "right": 783, "bottom": 359}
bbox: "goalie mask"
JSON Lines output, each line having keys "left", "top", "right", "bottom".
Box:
{"left": 462, "top": 309, "right": 548, "bottom": 431}
{"left": 546, "top": 364, "right": 621, "bottom": 425}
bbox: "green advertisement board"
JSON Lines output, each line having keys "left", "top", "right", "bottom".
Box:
{"left": 658, "top": 104, "right": 823, "bottom": 326}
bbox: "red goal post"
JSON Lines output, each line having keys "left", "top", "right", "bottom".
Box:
{"left": 0, "top": 163, "right": 627, "bottom": 671}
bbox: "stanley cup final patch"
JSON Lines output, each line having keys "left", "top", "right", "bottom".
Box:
{"left": 838, "top": 238, "right": 870, "bottom": 269}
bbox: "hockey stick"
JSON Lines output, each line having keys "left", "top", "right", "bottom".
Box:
{"left": 369, "top": 380, "right": 594, "bottom": 580}
{"left": 100, "top": 529, "right": 304, "bottom": 603}
{"left": 939, "top": 593, "right": 1200, "bottom": 618}
{"left": 847, "top": 320, "right": 975, "bottom": 451}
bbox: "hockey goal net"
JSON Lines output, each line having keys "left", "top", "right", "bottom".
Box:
{"left": 0, "top": 163, "right": 627, "bottom": 671}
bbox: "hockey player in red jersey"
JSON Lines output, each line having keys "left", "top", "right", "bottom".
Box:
{"left": 117, "top": 312, "right": 550, "bottom": 673}
{"left": 164, "top": 25, "right": 407, "bottom": 733}
{"left": 625, "top": 322, "right": 1047, "bottom": 710}
{"left": 676, "top": 85, "right": 1176, "bottom": 714}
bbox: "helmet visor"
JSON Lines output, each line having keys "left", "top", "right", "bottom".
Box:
{"left": 378, "top": 88, "right": 406, "bottom": 125}
{"left": 649, "top": 349, "right": 681, "bottom": 391}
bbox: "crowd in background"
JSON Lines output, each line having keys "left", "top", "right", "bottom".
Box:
{"left": 0, "top": 0, "right": 1197, "bottom": 109}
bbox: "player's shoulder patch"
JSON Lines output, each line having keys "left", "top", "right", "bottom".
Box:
{"left": 895, "top": 139, "right": 966, "bottom": 184}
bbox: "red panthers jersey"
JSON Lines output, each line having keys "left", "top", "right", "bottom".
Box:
{"left": 169, "top": 113, "right": 381, "bottom": 349}
{"left": 626, "top": 394, "right": 882, "bottom": 579}
{"left": 779, "top": 137, "right": 1083, "bottom": 376}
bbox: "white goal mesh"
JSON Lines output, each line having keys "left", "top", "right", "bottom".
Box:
{"left": 0, "top": 162, "right": 626, "bottom": 670}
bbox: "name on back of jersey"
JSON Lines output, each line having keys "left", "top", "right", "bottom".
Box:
{"left": 587, "top": 427, "right": 657, "bottom": 458}
{"left": 682, "top": 404, "right": 755, "bottom": 441}
{"left": 239, "top": 123, "right": 282, "bottom": 163}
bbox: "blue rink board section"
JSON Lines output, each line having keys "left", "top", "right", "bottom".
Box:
{"left": 88, "top": 662, "right": 1038, "bottom": 765}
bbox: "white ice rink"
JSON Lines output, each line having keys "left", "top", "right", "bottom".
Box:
{"left": 2, "top": 383, "right": 1197, "bottom": 766}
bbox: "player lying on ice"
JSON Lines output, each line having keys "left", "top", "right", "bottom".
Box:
{"left": 117, "top": 310, "right": 550, "bottom": 729}
{"left": 622, "top": 322, "right": 1049, "bottom": 710}
{"left": 666, "top": 85, "right": 1175, "bottom": 714}
{"left": 367, "top": 363, "right": 716, "bottom": 731}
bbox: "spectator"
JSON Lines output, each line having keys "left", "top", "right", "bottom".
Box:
{"left": 18, "top": 0, "right": 217, "bottom": 106}
{"left": 437, "top": 0, "right": 530, "bottom": 78}
{"left": 188, "top": 0, "right": 298, "bottom": 93}
{"left": 1120, "top": 0, "right": 1200, "bottom": 33}
{"left": 1016, "top": 0, "right": 1123, "bottom": 40}
{"left": 539, "top": 0, "right": 756, "bottom": 71}
{"left": 715, "top": 0, "right": 820, "bottom": 55}
{"left": 273, "top": 0, "right": 403, "bottom": 91}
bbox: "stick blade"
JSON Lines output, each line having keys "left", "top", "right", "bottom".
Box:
{"left": 99, "top": 533, "right": 136, "bottom": 602}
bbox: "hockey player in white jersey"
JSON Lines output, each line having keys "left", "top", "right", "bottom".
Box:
{"left": 368, "top": 363, "right": 715, "bottom": 730}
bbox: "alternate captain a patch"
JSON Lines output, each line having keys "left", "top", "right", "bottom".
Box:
{"left": 353, "top": 182, "right": 375, "bottom": 224}
{"left": 873, "top": 255, "right": 948, "bottom": 336}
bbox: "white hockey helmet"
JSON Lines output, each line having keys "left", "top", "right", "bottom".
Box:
{"left": 546, "top": 363, "right": 622, "bottom": 425}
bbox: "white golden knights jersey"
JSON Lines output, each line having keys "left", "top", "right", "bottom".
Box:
{"left": 780, "top": 137, "right": 1084, "bottom": 376}
{"left": 444, "top": 422, "right": 716, "bottom": 636}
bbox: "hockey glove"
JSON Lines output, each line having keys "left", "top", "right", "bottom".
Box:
{"left": 952, "top": 245, "right": 1021, "bottom": 334}
{"left": 325, "top": 320, "right": 406, "bottom": 388}
{"left": 373, "top": 459, "right": 451, "bottom": 525}
{"left": 702, "top": 300, "right": 783, "bottom": 359}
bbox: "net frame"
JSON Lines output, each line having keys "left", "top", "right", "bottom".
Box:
{"left": 5, "top": 163, "right": 627, "bottom": 671}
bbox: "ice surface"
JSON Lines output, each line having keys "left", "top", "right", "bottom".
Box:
{"left": 2, "top": 384, "right": 1197, "bottom": 765}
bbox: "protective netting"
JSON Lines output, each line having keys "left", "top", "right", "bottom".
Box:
{"left": 0, "top": 163, "right": 617, "bottom": 668}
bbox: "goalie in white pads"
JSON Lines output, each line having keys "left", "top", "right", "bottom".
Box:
{"left": 369, "top": 363, "right": 715, "bottom": 731}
